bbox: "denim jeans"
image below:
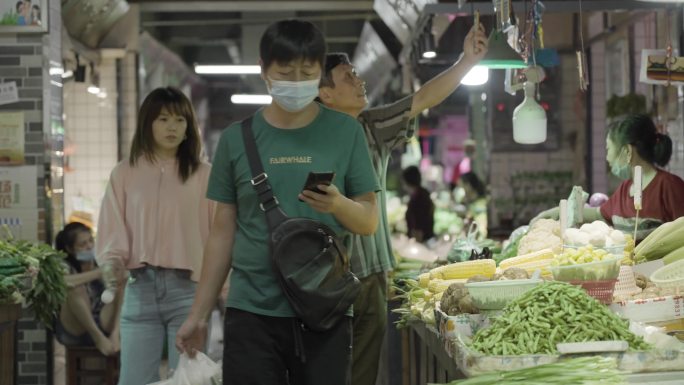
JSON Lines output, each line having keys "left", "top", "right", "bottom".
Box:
{"left": 118, "top": 266, "right": 196, "bottom": 385}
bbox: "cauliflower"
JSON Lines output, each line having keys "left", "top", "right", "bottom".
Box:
{"left": 518, "top": 219, "right": 563, "bottom": 255}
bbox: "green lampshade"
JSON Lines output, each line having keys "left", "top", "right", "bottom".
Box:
{"left": 479, "top": 30, "right": 527, "bottom": 69}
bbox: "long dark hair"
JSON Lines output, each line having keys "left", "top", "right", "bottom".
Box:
{"left": 129, "top": 87, "right": 201, "bottom": 182}
{"left": 55, "top": 222, "right": 92, "bottom": 273}
{"left": 461, "top": 172, "right": 487, "bottom": 198}
{"left": 608, "top": 114, "right": 673, "bottom": 167}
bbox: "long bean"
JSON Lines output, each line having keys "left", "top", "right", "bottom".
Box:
{"left": 470, "top": 281, "right": 650, "bottom": 355}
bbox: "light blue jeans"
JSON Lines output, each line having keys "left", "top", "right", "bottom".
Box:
{"left": 118, "top": 266, "right": 196, "bottom": 385}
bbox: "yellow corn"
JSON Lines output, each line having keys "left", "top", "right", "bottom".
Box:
{"left": 429, "top": 259, "right": 496, "bottom": 280}
{"left": 427, "top": 278, "right": 467, "bottom": 293}
{"left": 499, "top": 248, "right": 555, "bottom": 270}
{"left": 418, "top": 273, "right": 430, "bottom": 288}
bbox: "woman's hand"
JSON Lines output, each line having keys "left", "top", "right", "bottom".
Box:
{"left": 175, "top": 316, "right": 208, "bottom": 358}
{"left": 101, "top": 258, "right": 126, "bottom": 288}
{"left": 298, "top": 184, "right": 344, "bottom": 214}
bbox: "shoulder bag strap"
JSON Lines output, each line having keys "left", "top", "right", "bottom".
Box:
{"left": 241, "top": 116, "right": 288, "bottom": 229}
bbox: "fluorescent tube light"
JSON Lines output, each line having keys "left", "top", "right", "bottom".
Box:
{"left": 195, "top": 65, "right": 261, "bottom": 75}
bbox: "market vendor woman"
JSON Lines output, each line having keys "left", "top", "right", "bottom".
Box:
{"left": 536, "top": 114, "right": 684, "bottom": 241}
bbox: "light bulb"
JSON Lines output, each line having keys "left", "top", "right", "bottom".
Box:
{"left": 512, "top": 82, "right": 547, "bottom": 144}
{"left": 462, "top": 66, "right": 489, "bottom": 86}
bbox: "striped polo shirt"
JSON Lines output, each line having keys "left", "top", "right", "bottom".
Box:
{"left": 350, "top": 95, "right": 416, "bottom": 278}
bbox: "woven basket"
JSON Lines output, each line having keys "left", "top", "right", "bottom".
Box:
{"left": 650, "top": 259, "right": 684, "bottom": 288}
{"left": 613, "top": 266, "right": 641, "bottom": 298}
{"left": 569, "top": 279, "right": 618, "bottom": 304}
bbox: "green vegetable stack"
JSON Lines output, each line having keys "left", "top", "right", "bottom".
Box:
{"left": 470, "top": 281, "right": 650, "bottom": 355}
{"left": 0, "top": 239, "right": 67, "bottom": 328}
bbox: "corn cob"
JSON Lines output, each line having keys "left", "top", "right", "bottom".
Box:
{"left": 418, "top": 273, "right": 430, "bottom": 288}
{"left": 499, "top": 248, "right": 555, "bottom": 270}
{"left": 429, "top": 259, "right": 496, "bottom": 280}
{"left": 427, "top": 278, "right": 468, "bottom": 293}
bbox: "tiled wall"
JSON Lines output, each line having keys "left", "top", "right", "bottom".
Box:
{"left": 63, "top": 58, "right": 119, "bottom": 229}
{"left": 0, "top": 1, "right": 63, "bottom": 383}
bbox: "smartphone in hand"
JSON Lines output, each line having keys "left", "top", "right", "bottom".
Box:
{"left": 300, "top": 172, "right": 335, "bottom": 201}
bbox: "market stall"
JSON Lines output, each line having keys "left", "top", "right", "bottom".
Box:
{"left": 391, "top": 215, "right": 684, "bottom": 384}
{"left": 0, "top": 238, "right": 68, "bottom": 383}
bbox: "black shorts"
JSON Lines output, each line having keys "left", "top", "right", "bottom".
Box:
{"left": 223, "top": 307, "right": 352, "bottom": 385}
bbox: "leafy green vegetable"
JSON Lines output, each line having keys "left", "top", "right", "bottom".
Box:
{"left": 0, "top": 239, "right": 67, "bottom": 328}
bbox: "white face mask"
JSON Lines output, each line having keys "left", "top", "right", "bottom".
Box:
{"left": 267, "top": 78, "right": 320, "bottom": 112}
{"left": 76, "top": 249, "right": 95, "bottom": 262}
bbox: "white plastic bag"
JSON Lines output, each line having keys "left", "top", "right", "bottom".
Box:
{"left": 148, "top": 352, "right": 222, "bottom": 385}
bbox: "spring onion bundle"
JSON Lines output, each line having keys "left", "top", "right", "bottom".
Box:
{"left": 435, "top": 356, "right": 625, "bottom": 385}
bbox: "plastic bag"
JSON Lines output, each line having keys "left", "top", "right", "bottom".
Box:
{"left": 148, "top": 352, "right": 222, "bottom": 385}
{"left": 446, "top": 223, "right": 493, "bottom": 262}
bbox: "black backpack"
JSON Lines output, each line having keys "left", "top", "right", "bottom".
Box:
{"left": 241, "top": 117, "right": 361, "bottom": 332}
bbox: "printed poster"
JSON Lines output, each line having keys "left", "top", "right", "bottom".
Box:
{"left": 0, "top": 111, "right": 25, "bottom": 165}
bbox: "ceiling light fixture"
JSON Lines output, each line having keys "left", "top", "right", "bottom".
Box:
{"left": 195, "top": 65, "right": 261, "bottom": 75}
{"left": 422, "top": 51, "right": 437, "bottom": 59}
{"left": 479, "top": 30, "right": 527, "bottom": 69}
{"left": 231, "top": 94, "right": 272, "bottom": 105}
{"left": 462, "top": 65, "right": 489, "bottom": 86}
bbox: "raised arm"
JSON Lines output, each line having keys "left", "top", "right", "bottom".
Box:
{"left": 409, "top": 23, "right": 488, "bottom": 118}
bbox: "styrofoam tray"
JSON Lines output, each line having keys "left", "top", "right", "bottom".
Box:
{"left": 610, "top": 295, "right": 684, "bottom": 323}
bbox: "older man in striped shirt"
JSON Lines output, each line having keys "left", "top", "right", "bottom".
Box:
{"left": 317, "top": 23, "right": 488, "bottom": 385}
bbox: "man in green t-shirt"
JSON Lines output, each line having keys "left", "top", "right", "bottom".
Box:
{"left": 317, "top": 23, "right": 488, "bottom": 385}
{"left": 177, "top": 19, "right": 379, "bottom": 385}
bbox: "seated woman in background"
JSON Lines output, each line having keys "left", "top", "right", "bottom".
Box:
{"left": 55, "top": 222, "right": 123, "bottom": 356}
{"left": 535, "top": 114, "right": 684, "bottom": 241}
{"left": 458, "top": 172, "right": 488, "bottom": 238}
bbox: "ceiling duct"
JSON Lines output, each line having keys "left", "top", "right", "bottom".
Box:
{"left": 62, "top": 0, "right": 130, "bottom": 49}
{"left": 372, "top": 0, "right": 437, "bottom": 45}
{"left": 353, "top": 22, "right": 397, "bottom": 103}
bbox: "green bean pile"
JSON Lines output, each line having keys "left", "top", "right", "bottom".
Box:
{"left": 470, "top": 281, "right": 650, "bottom": 355}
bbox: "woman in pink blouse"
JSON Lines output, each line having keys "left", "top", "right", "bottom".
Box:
{"left": 95, "top": 87, "right": 214, "bottom": 385}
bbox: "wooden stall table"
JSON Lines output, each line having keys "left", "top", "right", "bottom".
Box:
{"left": 0, "top": 303, "right": 21, "bottom": 385}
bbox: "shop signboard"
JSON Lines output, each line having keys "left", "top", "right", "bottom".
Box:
{"left": 0, "top": 165, "right": 38, "bottom": 241}
{"left": 640, "top": 49, "right": 684, "bottom": 87}
{"left": 0, "top": 0, "right": 47, "bottom": 33}
{"left": 0, "top": 111, "right": 24, "bottom": 165}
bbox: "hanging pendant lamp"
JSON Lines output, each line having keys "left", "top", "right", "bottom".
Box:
{"left": 479, "top": 30, "right": 527, "bottom": 69}
{"left": 512, "top": 82, "right": 547, "bottom": 144}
